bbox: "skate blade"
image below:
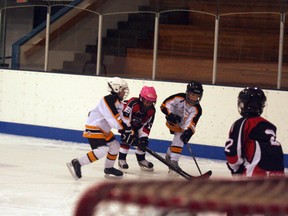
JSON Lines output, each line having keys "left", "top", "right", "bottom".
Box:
{"left": 66, "top": 162, "right": 79, "bottom": 180}
{"left": 104, "top": 174, "right": 124, "bottom": 179}
{"left": 118, "top": 167, "right": 129, "bottom": 173}
{"left": 139, "top": 166, "right": 154, "bottom": 172}
{"left": 168, "top": 169, "right": 179, "bottom": 177}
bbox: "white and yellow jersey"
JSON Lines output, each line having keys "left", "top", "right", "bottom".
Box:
{"left": 160, "top": 93, "right": 202, "bottom": 134}
{"left": 83, "top": 94, "right": 126, "bottom": 140}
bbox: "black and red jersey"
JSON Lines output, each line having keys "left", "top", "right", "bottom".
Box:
{"left": 122, "top": 97, "right": 156, "bottom": 137}
{"left": 225, "top": 116, "right": 284, "bottom": 177}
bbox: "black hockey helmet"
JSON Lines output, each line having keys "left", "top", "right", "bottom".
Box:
{"left": 238, "top": 87, "right": 266, "bottom": 117}
{"left": 186, "top": 80, "right": 203, "bottom": 105}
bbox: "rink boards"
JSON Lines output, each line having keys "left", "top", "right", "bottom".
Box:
{"left": 0, "top": 69, "right": 287, "bottom": 166}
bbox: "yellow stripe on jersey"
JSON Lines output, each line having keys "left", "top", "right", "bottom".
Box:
{"left": 87, "top": 151, "right": 98, "bottom": 162}
{"left": 106, "top": 152, "right": 117, "bottom": 161}
{"left": 187, "top": 107, "right": 199, "bottom": 133}
{"left": 85, "top": 125, "right": 98, "bottom": 130}
{"left": 104, "top": 131, "right": 114, "bottom": 141}
{"left": 165, "top": 122, "right": 184, "bottom": 133}
{"left": 115, "top": 113, "right": 122, "bottom": 122}
{"left": 83, "top": 130, "right": 105, "bottom": 139}
{"left": 170, "top": 146, "right": 183, "bottom": 154}
{"left": 83, "top": 125, "right": 114, "bottom": 140}
{"left": 103, "top": 97, "right": 123, "bottom": 129}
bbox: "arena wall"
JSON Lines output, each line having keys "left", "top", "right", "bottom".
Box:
{"left": 0, "top": 69, "right": 287, "bottom": 166}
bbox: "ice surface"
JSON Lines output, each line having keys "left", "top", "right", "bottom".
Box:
{"left": 0, "top": 133, "right": 230, "bottom": 216}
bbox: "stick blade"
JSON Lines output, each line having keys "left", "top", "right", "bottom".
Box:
{"left": 193, "top": 170, "right": 212, "bottom": 179}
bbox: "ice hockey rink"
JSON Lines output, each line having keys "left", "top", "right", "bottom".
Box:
{"left": 0, "top": 133, "right": 233, "bottom": 216}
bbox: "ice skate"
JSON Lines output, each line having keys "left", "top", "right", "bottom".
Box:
{"left": 165, "top": 153, "right": 178, "bottom": 175}
{"left": 66, "top": 159, "right": 82, "bottom": 180}
{"left": 168, "top": 160, "right": 180, "bottom": 177}
{"left": 138, "top": 159, "right": 154, "bottom": 172}
{"left": 104, "top": 167, "right": 123, "bottom": 179}
{"left": 118, "top": 159, "right": 129, "bottom": 172}
{"left": 165, "top": 153, "right": 171, "bottom": 162}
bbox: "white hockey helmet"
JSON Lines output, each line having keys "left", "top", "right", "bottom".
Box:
{"left": 107, "top": 77, "right": 129, "bottom": 101}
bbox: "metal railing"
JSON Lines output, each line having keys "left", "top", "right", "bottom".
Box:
{"left": 1, "top": 0, "right": 288, "bottom": 90}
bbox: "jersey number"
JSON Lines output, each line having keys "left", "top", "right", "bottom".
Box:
{"left": 224, "top": 138, "right": 233, "bottom": 153}
{"left": 265, "top": 129, "right": 281, "bottom": 146}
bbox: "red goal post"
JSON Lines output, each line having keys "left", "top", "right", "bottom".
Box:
{"left": 74, "top": 177, "right": 288, "bottom": 216}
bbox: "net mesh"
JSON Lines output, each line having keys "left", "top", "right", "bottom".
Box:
{"left": 74, "top": 177, "right": 288, "bottom": 216}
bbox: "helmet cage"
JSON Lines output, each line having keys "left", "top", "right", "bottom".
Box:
{"left": 186, "top": 91, "right": 202, "bottom": 105}
{"left": 139, "top": 86, "right": 157, "bottom": 106}
{"left": 186, "top": 81, "right": 203, "bottom": 105}
{"left": 107, "top": 77, "right": 129, "bottom": 101}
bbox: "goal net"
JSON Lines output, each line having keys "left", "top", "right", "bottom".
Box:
{"left": 74, "top": 176, "right": 288, "bottom": 216}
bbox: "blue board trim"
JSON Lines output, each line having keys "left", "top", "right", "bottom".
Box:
{"left": 0, "top": 121, "right": 87, "bottom": 143}
{"left": 1, "top": 121, "right": 287, "bottom": 168}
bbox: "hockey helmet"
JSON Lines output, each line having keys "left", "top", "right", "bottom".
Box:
{"left": 140, "top": 86, "right": 157, "bottom": 106}
{"left": 107, "top": 77, "right": 129, "bottom": 101}
{"left": 186, "top": 80, "right": 203, "bottom": 105}
{"left": 238, "top": 87, "right": 266, "bottom": 117}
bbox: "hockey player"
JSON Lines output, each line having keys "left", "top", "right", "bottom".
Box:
{"left": 118, "top": 86, "right": 157, "bottom": 172}
{"left": 67, "top": 77, "right": 134, "bottom": 179}
{"left": 160, "top": 80, "right": 203, "bottom": 174}
{"left": 224, "top": 87, "right": 284, "bottom": 177}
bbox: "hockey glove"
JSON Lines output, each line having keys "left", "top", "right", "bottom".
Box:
{"left": 119, "top": 127, "right": 135, "bottom": 145}
{"left": 226, "top": 162, "right": 245, "bottom": 175}
{"left": 166, "top": 113, "right": 181, "bottom": 125}
{"left": 138, "top": 137, "right": 149, "bottom": 148}
{"left": 180, "top": 128, "right": 193, "bottom": 143}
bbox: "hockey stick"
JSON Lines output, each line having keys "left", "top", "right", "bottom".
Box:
{"left": 139, "top": 145, "right": 212, "bottom": 180}
{"left": 186, "top": 143, "right": 202, "bottom": 175}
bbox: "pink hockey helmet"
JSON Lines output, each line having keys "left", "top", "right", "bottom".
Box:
{"left": 140, "top": 86, "right": 157, "bottom": 103}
